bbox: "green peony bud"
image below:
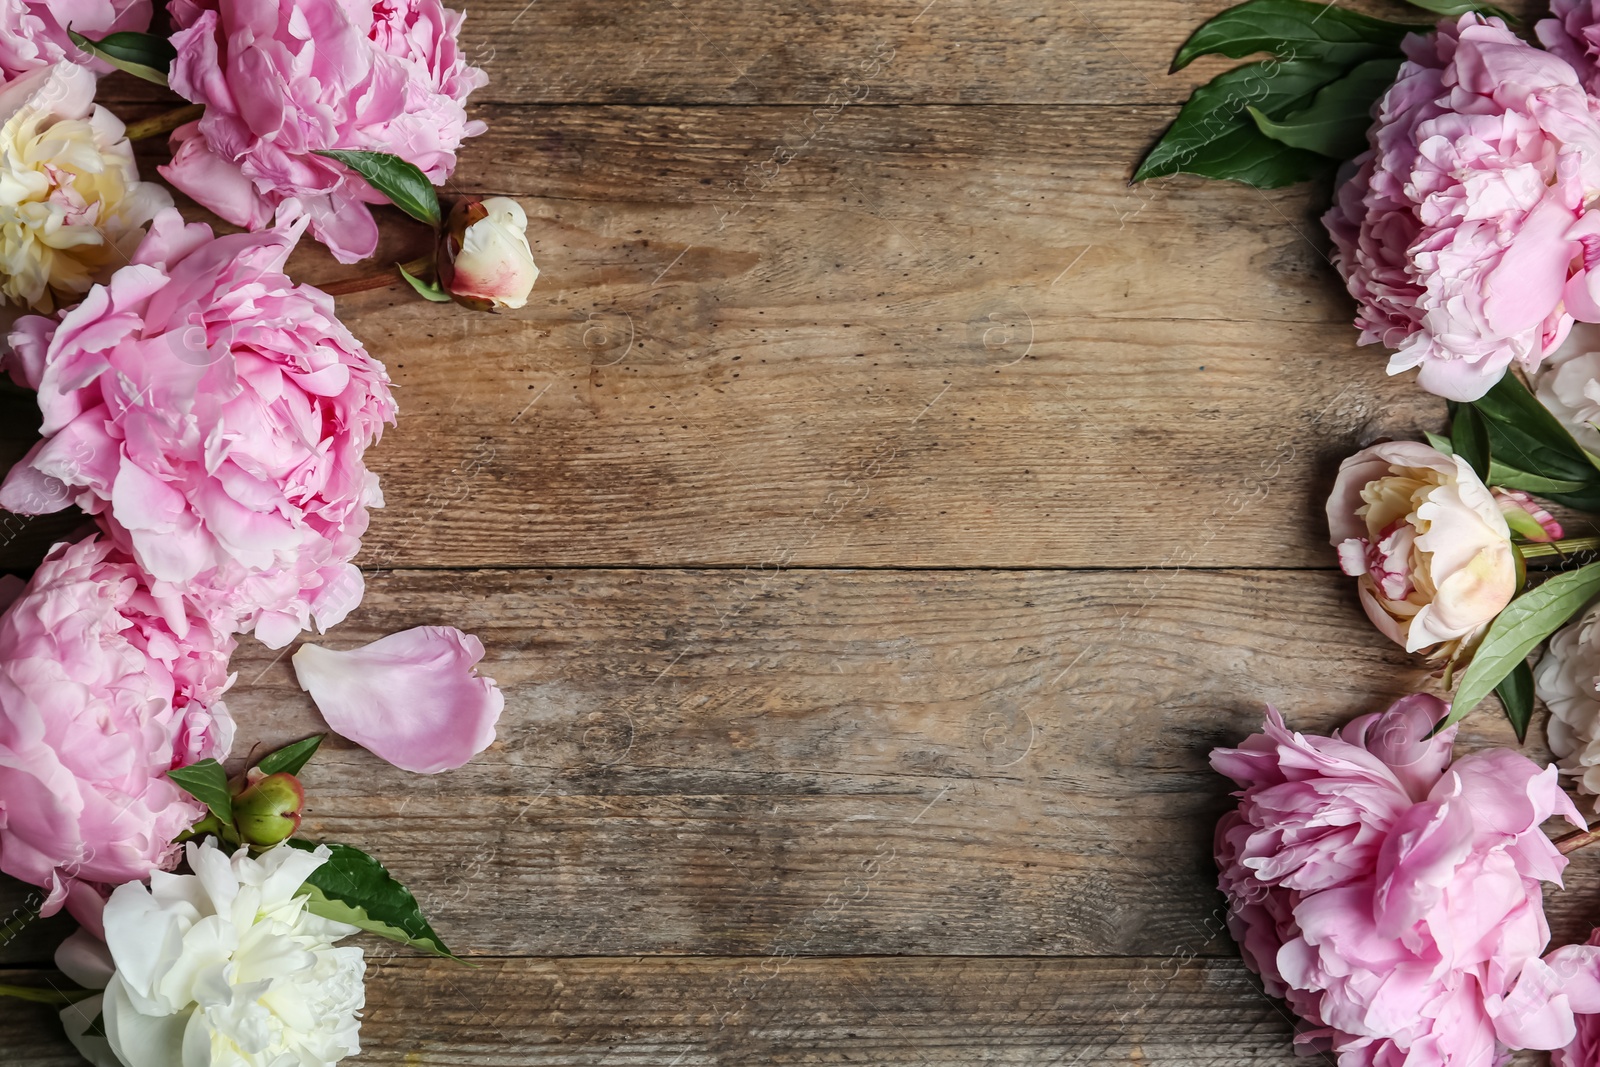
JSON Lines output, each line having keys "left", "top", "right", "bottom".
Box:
{"left": 232, "top": 772, "right": 305, "bottom": 848}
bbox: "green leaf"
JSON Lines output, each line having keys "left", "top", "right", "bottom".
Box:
{"left": 1486, "top": 462, "right": 1589, "bottom": 496}
{"left": 1502, "top": 506, "right": 1552, "bottom": 544}
{"left": 1173, "top": 0, "right": 1423, "bottom": 72}
{"left": 1400, "top": 0, "right": 1507, "bottom": 18}
{"left": 255, "top": 735, "right": 324, "bottom": 777}
{"left": 1136, "top": 59, "right": 1344, "bottom": 187}
{"left": 287, "top": 840, "right": 456, "bottom": 959}
{"left": 1470, "top": 374, "right": 1600, "bottom": 509}
{"left": 313, "top": 150, "right": 441, "bottom": 227}
{"left": 1247, "top": 57, "right": 1402, "bottom": 159}
{"left": 1446, "top": 561, "right": 1600, "bottom": 729}
{"left": 166, "top": 759, "right": 232, "bottom": 824}
{"left": 1423, "top": 430, "right": 1453, "bottom": 455}
{"left": 398, "top": 262, "right": 452, "bottom": 303}
{"left": 66, "top": 29, "right": 173, "bottom": 86}
{"left": 1494, "top": 659, "right": 1534, "bottom": 743}
{"left": 1450, "top": 403, "right": 1491, "bottom": 483}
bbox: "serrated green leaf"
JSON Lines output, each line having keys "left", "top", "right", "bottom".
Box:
{"left": 1136, "top": 59, "right": 1343, "bottom": 187}
{"left": 1494, "top": 659, "right": 1534, "bottom": 743}
{"left": 66, "top": 28, "right": 173, "bottom": 86}
{"left": 1173, "top": 0, "right": 1423, "bottom": 72}
{"left": 255, "top": 735, "right": 324, "bottom": 777}
{"left": 166, "top": 759, "right": 232, "bottom": 824}
{"left": 1446, "top": 561, "right": 1600, "bottom": 729}
{"left": 1248, "top": 56, "right": 1401, "bottom": 159}
{"left": 287, "top": 840, "right": 455, "bottom": 959}
{"left": 1450, "top": 403, "right": 1491, "bottom": 483}
{"left": 398, "top": 262, "right": 452, "bottom": 303}
{"left": 314, "top": 150, "right": 441, "bottom": 227}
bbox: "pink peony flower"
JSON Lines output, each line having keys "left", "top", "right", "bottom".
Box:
{"left": 1213, "top": 697, "right": 1596, "bottom": 1064}
{"left": 292, "top": 626, "right": 502, "bottom": 774}
{"left": 1558, "top": 932, "right": 1600, "bottom": 1067}
{"left": 1540, "top": 2, "right": 1600, "bottom": 95}
{"left": 0, "top": 535, "right": 234, "bottom": 917}
{"left": 0, "top": 0, "right": 151, "bottom": 80}
{"left": 1324, "top": 15, "right": 1600, "bottom": 401}
{"left": 161, "top": 0, "right": 487, "bottom": 263}
{"left": 1493, "top": 488, "right": 1564, "bottom": 543}
{"left": 1328, "top": 441, "right": 1517, "bottom": 659}
{"left": 0, "top": 206, "right": 397, "bottom": 648}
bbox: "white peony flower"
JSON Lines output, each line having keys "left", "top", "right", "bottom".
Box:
{"left": 0, "top": 61, "right": 170, "bottom": 312}
{"left": 439, "top": 195, "right": 538, "bottom": 310}
{"left": 1534, "top": 603, "right": 1600, "bottom": 811}
{"left": 1532, "top": 341, "right": 1600, "bottom": 455}
{"left": 94, "top": 839, "right": 366, "bottom": 1067}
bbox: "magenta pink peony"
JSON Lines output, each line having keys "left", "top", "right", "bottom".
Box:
{"left": 0, "top": 206, "right": 397, "bottom": 648}
{"left": 292, "top": 626, "right": 503, "bottom": 774}
{"left": 1324, "top": 14, "right": 1600, "bottom": 402}
{"left": 0, "top": 535, "right": 234, "bottom": 920}
{"left": 0, "top": 0, "right": 150, "bottom": 80}
{"left": 1213, "top": 696, "right": 1599, "bottom": 1063}
{"left": 162, "top": 0, "right": 487, "bottom": 263}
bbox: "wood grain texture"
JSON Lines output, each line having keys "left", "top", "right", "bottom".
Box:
{"left": 94, "top": 0, "right": 1542, "bottom": 107}
{"left": 6, "top": 569, "right": 1590, "bottom": 972}
{"left": 85, "top": 105, "right": 1455, "bottom": 573}
{"left": 0, "top": 957, "right": 1554, "bottom": 1066}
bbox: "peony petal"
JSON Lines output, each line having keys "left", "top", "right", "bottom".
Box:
{"left": 293, "top": 626, "right": 504, "bottom": 773}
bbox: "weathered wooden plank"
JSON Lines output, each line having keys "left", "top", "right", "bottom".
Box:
{"left": 0, "top": 957, "right": 1554, "bottom": 1066}
{"left": 94, "top": 0, "right": 1542, "bottom": 106}
{"left": 7, "top": 568, "right": 1590, "bottom": 968}
{"left": 0, "top": 105, "right": 1424, "bottom": 571}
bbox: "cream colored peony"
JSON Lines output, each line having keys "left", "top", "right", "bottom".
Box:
{"left": 1327, "top": 441, "right": 1518, "bottom": 660}
{"left": 439, "top": 195, "right": 538, "bottom": 310}
{"left": 94, "top": 839, "right": 366, "bottom": 1067}
{"left": 1534, "top": 605, "right": 1600, "bottom": 812}
{"left": 0, "top": 62, "right": 170, "bottom": 312}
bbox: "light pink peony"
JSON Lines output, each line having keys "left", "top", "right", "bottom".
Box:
{"left": 0, "top": 206, "right": 397, "bottom": 648}
{"left": 1324, "top": 15, "right": 1600, "bottom": 401}
{"left": 1558, "top": 932, "right": 1600, "bottom": 1067}
{"left": 292, "top": 626, "right": 503, "bottom": 774}
{"left": 1214, "top": 697, "right": 1596, "bottom": 1064}
{"left": 1541, "top": 2, "right": 1600, "bottom": 95}
{"left": 161, "top": 0, "right": 487, "bottom": 263}
{"left": 0, "top": 0, "right": 151, "bottom": 80}
{"left": 1328, "top": 441, "right": 1517, "bottom": 659}
{"left": 0, "top": 535, "right": 234, "bottom": 918}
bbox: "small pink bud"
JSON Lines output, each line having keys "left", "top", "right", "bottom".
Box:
{"left": 437, "top": 196, "right": 538, "bottom": 311}
{"left": 232, "top": 772, "right": 305, "bottom": 848}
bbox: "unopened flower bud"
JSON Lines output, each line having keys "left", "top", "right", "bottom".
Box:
{"left": 232, "top": 772, "right": 305, "bottom": 848}
{"left": 438, "top": 196, "right": 538, "bottom": 311}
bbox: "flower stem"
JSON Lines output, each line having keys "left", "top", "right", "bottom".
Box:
{"left": 0, "top": 983, "right": 98, "bottom": 1005}
{"left": 319, "top": 255, "right": 435, "bottom": 297}
{"left": 123, "top": 104, "right": 205, "bottom": 143}
{"left": 1557, "top": 825, "right": 1600, "bottom": 855}
{"left": 1517, "top": 536, "right": 1600, "bottom": 560}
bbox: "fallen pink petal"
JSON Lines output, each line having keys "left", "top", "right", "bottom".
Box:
{"left": 292, "top": 626, "right": 503, "bottom": 774}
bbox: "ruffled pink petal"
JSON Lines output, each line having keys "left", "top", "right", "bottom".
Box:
{"left": 292, "top": 626, "right": 503, "bottom": 773}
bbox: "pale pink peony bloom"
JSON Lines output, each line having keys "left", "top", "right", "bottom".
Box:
{"left": 0, "top": 0, "right": 151, "bottom": 80}
{"left": 1534, "top": 603, "right": 1600, "bottom": 811}
{"left": 1214, "top": 697, "right": 1596, "bottom": 1064}
{"left": 0, "top": 207, "right": 397, "bottom": 648}
{"left": 1557, "top": 932, "right": 1600, "bottom": 1067}
{"left": 1328, "top": 441, "right": 1517, "bottom": 659}
{"left": 1540, "top": 2, "right": 1600, "bottom": 95}
{"left": 1324, "top": 15, "right": 1600, "bottom": 401}
{"left": 292, "top": 626, "right": 503, "bottom": 774}
{"left": 0, "top": 535, "right": 234, "bottom": 918}
{"left": 161, "top": 0, "right": 487, "bottom": 263}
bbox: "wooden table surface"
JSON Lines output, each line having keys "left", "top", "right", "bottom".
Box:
{"left": 2, "top": 0, "right": 1593, "bottom": 1063}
